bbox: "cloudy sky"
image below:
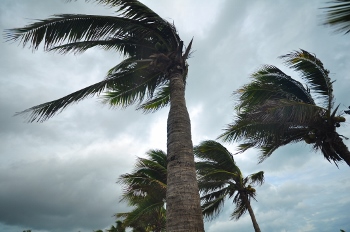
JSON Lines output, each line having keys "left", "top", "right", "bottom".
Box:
{"left": 1, "top": 0, "right": 350, "bottom": 232}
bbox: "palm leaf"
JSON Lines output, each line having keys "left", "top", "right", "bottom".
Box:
{"left": 321, "top": 0, "right": 350, "bottom": 34}
{"left": 194, "top": 140, "right": 238, "bottom": 172}
{"left": 14, "top": 75, "right": 119, "bottom": 122}
{"left": 197, "top": 180, "right": 230, "bottom": 195}
{"left": 5, "top": 15, "right": 163, "bottom": 50}
{"left": 137, "top": 84, "right": 170, "bottom": 113}
{"left": 201, "top": 194, "right": 227, "bottom": 221}
{"left": 238, "top": 65, "right": 315, "bottom": 112}
{"left": 15, "top": 58, "right": 158, "bottom": 122}
{"left": 280, "top": 49, "right": 333, "bottom": 110}
{"left": 246, "top": 99, "right": 325, "bottom": 125}
{"left": 49, "top": 37, "right": 154, "bottom": 56}
{"left": 231, "top": 195, "right": 247, "bottom": 220}
{"left": 247, "top": 171, "right": 264, "bottom": 186}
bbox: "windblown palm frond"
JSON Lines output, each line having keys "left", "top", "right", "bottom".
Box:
{"left": 280, "top": 50, "right": 333, "bottom": 110}
{"left": 194, "top": 140, "right": 263, "bottom": 231}
{"left": 118, "top": 149, "right": 166, "bottom": 202}
{"left": 220, "top": 49, "right": 350, "bottom": 167}
{"left": 238, "top": 65, "right": 315, "bottom": 111}
{"left": 5, "top": 0, "right": 192, "bottom": 122}
{"left": 321, "top": 0, "right": 350, "bottom": 34}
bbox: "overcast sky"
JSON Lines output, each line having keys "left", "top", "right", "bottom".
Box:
{"left": 1, "top": 1, "right": 350, "bottom": 232}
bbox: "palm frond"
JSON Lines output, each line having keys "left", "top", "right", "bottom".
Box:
{"left": 198, "top": 180, "right": 230, "bottom": 195}
{"left": 83, "top": 0, "right": 162, "bottom": 20}
{"left": 238, "top": 65, "right": 315, "bottom": 112}
{"left": 321, "top": 0, "right": 350, "bottom": 34}
{"left": 194, "top": 140, "right": 238, "bottom": 172}
{"left": 137, "top": 84, "right": 170, "bottom": 113}
{"left": 4, "top": 15, "right": 146, "bottom": 49}
{"left": 247, "top": 171, "right": 265, "bottom": 186}
{"left": 280, "top": 49, "right": 333, "bottom": 110}
{"left": 85, "top": 0, "right": 181, "bottom": 50}
{"left": 145, "top": 149, "right": 167, "bottom": 168}
{"left": 14, "top": 75, "right": 117, "bottom": 122}
{"left": 182, "top": 38, "right": 193, "bottom": 60}
{"left": 318, "top": 139, "right": 343, "bottom": 165}
{"left": 220, "top": 115, "right": 309, "bottom": 162}
{"left": 219, "top": 117, "right": 288, "bottom": 145}
{"left": 247, "top": 99, "right": 325, "bottom": 125}
{"left": 231, "top": 195, "right": 248, "bottom": 220}
{"left": 102, "top": 62, "right": 167, "bottom": 109}
{"left": 118, "top": 149, "right": 167, "bottom": 204}
{"left": 49, "top": 37, "right": 153, "bottom": 56}
{"left": 201, "top": 194, "right": 227, "bottom": 221}
{"left": 14, "top": 58, "right": 161, "bottom": 122}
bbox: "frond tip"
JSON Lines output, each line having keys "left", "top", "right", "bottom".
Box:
{"left": 321, "top": 0, "right": 350, "bottom": 34}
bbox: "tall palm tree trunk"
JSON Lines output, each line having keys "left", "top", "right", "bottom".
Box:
{"left": 243, "top": 196, "right": 261, "bottom": 232}
{"left": 166, "top": 70, "right": 204, "bottom": 232}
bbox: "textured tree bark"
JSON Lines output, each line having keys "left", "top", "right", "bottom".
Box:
{"left": 243, "top": 196, "right": 261, "bottom": 232}
{"left": 166, "top": 70, "right": 204, "bottom": 232}
{"left": 333, "top": 134, "right": 350, "bottom": 166}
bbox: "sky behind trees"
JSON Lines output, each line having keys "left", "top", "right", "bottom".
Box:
{"left": 1, "top": 0, "right": 350, "bottom": 231}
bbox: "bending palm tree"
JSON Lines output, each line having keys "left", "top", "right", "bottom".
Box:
{"left": 117, "top": 149, "right": 167, "bottom": 232}
{"left": 322, "top": 0, "right": 350, "bottom": 34}
{"left": 194, "top": 140, "right": 264, "bottom": 232}
{"left": 5, "top": 1, "right": 203, "bottom": 231}
{"left": 220, "top": 50, "right": 350, "bottom": 166}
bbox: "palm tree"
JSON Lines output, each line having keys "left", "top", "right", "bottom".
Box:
{"left": 322, "top": 0, "right": 350, "bottom": 34}
{"left": 194, "top": 140, "right": 264, "bottom": 232}
{"left": 219, "top": 50, "right": 350, "bottom": 166}
{"left": 117, "top": 149, "right": 166, "bottom": 232}
{"left": 5, "top": 1, "right": 203, "bottom": 231}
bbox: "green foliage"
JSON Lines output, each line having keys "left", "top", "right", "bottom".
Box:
{"left": 219, "top": 50, "right": 349, "bottom": 166}
{"left": 116, "top": 150, "right": 167, "bottom": 231}
{"left": 194, "top": 140, "right": 264, "bottom": 221}
{"left": 5, "top": 0, "right": 193, "bottom": 122}
{"left": 322, "top": 0, "right": 350, "bottom": 34}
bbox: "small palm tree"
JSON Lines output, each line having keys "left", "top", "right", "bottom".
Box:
{"left": 194, "top": 140, "right": 264, "bottom": 232}
{"left": 322, "top": 0, "right": 350, "bottom": 34}
{"left": 117, "top": 149, "right": 166, "bottom": 232}
{"left": 220, "top": 50, "right": 350, "bottom": 167}
{"left": 5, "top": 1, "right": 203, "bottom": 230}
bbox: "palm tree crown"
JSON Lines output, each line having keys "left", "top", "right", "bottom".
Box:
{"left": 5, "top": 0, "right": 191, "bottom": 122}
{"left": 219, "top": 50, "right": 350, "bottom": 166}
{"left": 117, "top": 149, "right": 167, "bottom": 232}
{"left": 194, "top": 140, "right": 264, "bottom": 232}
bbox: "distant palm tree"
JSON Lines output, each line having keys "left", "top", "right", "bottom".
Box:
{"left": 322, "top": 0, "right": 350, "bottom": 34}
{"left": 117, "top": 149, "right": 166, "bottom": 232}
{"left": 219, "top": 50, "right": 350, "bottom": 167}
{"left": 5, "top": 1, "right": 203, "bottom": 230}
{"left": 194, "top": 140, "right": 264, "bottom": 232}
